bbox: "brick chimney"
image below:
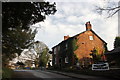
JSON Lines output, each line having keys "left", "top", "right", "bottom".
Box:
{"left": 85, "top": 21, "right": 92, "bottom": 31}
{"left": 64, "top": 35, "right": 70, "bottom": 40}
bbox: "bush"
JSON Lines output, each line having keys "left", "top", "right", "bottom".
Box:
{"left": 2, "top": 67, "right": 13, "bottom": 78}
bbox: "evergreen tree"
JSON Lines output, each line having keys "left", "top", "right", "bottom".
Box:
{"left": 114, "top": 36, "right": 120, "bottom": 48}
{"left": 2, "top": 2, "right": 56, "bottom": 66}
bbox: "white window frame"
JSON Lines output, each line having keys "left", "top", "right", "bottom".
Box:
{"left": 65, "top": 57, "right": 68, "bottom": 63}
{"left": 54, "top": 48, "right": 56, "bottom": 54}
{"left": 89, "top": 36, "right": 94, "bottom": 40}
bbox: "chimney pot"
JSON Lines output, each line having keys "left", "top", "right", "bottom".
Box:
{"left": 85, "top": 21, "right": 92, "bottom": 31}
{"left": 64, "top": 35, "right": 70, "bottom": 40}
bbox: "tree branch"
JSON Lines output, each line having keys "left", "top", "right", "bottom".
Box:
{"left": 96, "top": 5, "right": 120, "bottom": 17}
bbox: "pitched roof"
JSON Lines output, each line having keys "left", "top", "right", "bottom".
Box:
{"left": 52, "top": 29, "right": 107, "bottom": 49}
{"left": 90, "top": 30, "right": 107, "bottom": 44}
{"left": 105, "top": 47, "right": 120, "bottom": 55}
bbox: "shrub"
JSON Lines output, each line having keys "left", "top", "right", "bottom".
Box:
{"left": 2, "top": 67, "right": 13, "bottom": 78}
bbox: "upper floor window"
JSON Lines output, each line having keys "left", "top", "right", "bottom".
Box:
{"left": 65, "top": 44, "right": 68, "bottom": 49}
{"left": 89, "top": 36, "right": 94, "bottom": 40}
{"left": 58, "top": 46, "right": 60, "bottom": 51}
{"left": 54, "top": 48, "right": 56, "bottom": 54}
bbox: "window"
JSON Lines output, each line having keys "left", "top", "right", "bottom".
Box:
{"left": 58, "top": 46, "right": 60, "bottom": 51}
{"left": 89, "top": 36, "right": 94, "bottom": 40}
{"left": 65, "top": 57, "right": 68, "bottom": 63}
{"left": 55, "top": 58, "right": 56, "bottom": 64}
{"left": 54, "top": 48, "right": 56, "bottom": 54}
{"left": 65, "top": 44, "right": 68, "bottom": 49}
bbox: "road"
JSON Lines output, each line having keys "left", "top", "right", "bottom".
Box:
{"left": 12, "top": 69, "right": 78, "bottom": 80}
{"left": 12, "top": 69, "right": 114, "bottom": 80}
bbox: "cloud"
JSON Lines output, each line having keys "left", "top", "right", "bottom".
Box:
{"left": 34, "top": 1, "right": 118, "bottom": 50}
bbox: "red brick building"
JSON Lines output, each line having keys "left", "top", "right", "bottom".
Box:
{"left": 52, "top": 22, "right": 107, "bottom": 69}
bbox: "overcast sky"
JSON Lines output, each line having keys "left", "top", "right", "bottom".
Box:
{"left": 33, "top": 0, "right": 119, "bottom": 51}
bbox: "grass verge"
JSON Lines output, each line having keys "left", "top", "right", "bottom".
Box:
{"left": 2, "top": 67, "right": 13, "bottom": 79}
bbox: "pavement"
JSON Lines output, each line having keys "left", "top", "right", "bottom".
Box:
{"left": 47, "top": 70, "right": 114, "bottom": 80}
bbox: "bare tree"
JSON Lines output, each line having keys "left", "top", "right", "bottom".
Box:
{"left": 96, "top": 0, "right": 120, "bottom": 17}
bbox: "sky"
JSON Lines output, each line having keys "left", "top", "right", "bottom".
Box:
{"left": 33, "top": 0, "right": 119, "bottom": 51}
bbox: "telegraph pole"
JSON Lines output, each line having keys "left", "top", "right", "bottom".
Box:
{"left": 118, "top": 1, "right": 120, "bottom": 36}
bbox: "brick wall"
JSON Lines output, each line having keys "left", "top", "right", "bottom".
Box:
{"left": 74, "top": 30, "right": 105, "bottom": 65}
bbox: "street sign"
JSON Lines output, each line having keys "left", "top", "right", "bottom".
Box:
{"left": 92, "top": 63, "right": 109, "bottom": 71}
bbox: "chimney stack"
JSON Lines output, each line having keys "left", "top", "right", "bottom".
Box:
{"left": 85, "top": 21, "right": 92, "bottom": 31}
{"left": 64, "top": 35, "right": 70, "bottom": 40}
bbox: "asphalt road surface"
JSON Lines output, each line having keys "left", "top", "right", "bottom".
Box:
{"left": 12, "top": 69, "right": 78, "bottom": 80}
{"left": 12, "top": 69, "right": 114, "bottom": 80}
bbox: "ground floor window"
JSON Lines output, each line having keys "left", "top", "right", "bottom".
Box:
{"left": 65, "top": 57, "right": 68, "bottom": 63}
